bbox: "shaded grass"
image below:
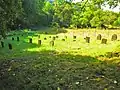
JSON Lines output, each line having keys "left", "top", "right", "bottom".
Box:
{"left": 0, "top": 50, "right": 120, "bottom": 90}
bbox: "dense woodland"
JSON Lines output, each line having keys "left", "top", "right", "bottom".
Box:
{"left": 0, "top": 0, "right": 120, "bottom": 38}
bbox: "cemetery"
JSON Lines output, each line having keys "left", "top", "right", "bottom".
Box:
{"left": 1, "top": 28, "right": 120, "bottom": 89}
{"left": 0, "top": 0, "right": 120, "bottom": 89}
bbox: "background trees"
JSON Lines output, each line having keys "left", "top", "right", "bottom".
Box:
{"left": 0, "top": 0, "right": 120, "bottom": 38}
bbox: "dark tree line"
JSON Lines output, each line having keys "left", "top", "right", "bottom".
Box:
{"left": 0, "top": 0, "right": 120, "bottom": 38}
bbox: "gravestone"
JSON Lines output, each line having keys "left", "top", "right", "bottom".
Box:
{"left": 38, "top": 35, "right": 40, "bottom": 38}
{"left": 97, "top": 34, "right": 102, "bottom": 40}
{"left": 65, "top": 36, "right": 67, "bottom": 39}
{"left": 73, "top": 40, "right": 76, "bottom": 42}
{"left": 101, "top": 38, "right": 107, "bottom": 44}
{"left": 50, "top": 40, "right": 54, "bottom": 46}
{"left": 12, "top": 37, "right": 14, "bottom": 40}
{"left": 85, "top": 37, "right": 90, "bottom": 43}
{"left": 45, "top": 32, "right": 48, "bottom": 34}
{"left": 73, "top": 36, "right": 76, "bottom": 39}
{"left": 17, "top": 37, "right": 19, "bottom": 41}
{"left": 53, "top": 37, "right": 56, "bottom": 40}
{"left": 38, "top": 40, "right": 41, "bottom": 46}
{"left": 56, "top": 36, "right": 59, "bottom": 38}
{"left": 8, "top": 43, "right": 12, "bottom": 50}
{"left": 111, "top": 34, "right": 117, "bottom": 41}
{"left": 1, "top": 41, "right": 4, "bottom": 48}
{"left": 29, "top": 38, "right": 32, "bottom": 43}
{"left": 62, "top": 39, "right": 65, "bottom": 41}
{"left": 44, "top": 38, "right": 47, "bottom": 40}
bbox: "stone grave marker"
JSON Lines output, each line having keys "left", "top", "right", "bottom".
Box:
{"left": 62, "top": 39, "right": 65, "bottom": 41}
{"left": 56, "top": 36, "right": 59, "bottom": 38}
{"left": 53, "top": 37, "right": 56, "bottom": 40}
{"left": 38, "top": 40, "right": 41, "bottom": 46}
{"left": 65, "top": 36, "right": 67, "bottom": 39}
{"left": 97, "top": 34, "right": 102, "bottom": 40}
{"left": 1, "top": 41, "right": 4, "bottom": 48}
{"left": 38, "top": 35, "right": 40, "bottom": 39}
{"left": 101, "top": 38, "right": 107, "bottom": 44}
{"left": 44, "top": 38, "right": 47, "bottom": 40}
{"left": 111, "top": 34, "right": 117, "bottom": 41}
{"left": 12, "top": 37, "right": 14, "bottom": 40}
{"left": 8, "top": 43, "right": 12, "bottom": 50}
{"left": 73, "top": 36, "right": 76, "bottom": 39}
{"left": 29, "top": 38, "right": 32, "bottom": 43}
{"left": 50, "top": 40, "right": 54, "bottom": 46}
{"left": 85, "top": 37, "right": 90, "bottom": 43}
{"left": 17, "top": 37, "right": 19, "bottom": 41}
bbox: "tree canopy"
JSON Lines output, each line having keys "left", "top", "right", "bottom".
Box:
{"left": 0, "top": 0, "right": 120, "bottom": 37}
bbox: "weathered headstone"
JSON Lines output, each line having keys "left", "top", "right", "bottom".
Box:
{"left": 85, "top": 37, "right": 90, "bottom": 43}
{"left": 56, "top": 36, "right": 59, "bottom": 38}
{"left": 38, "top": 40, "right": 41, "bottom": 46}
{"left": 49, "top": 36, "right": 51, "bottom": 38}
{"left": 38, "top": 35, "right": 40, "bottom": 39}
{"left": 73, "top": 36, "right": 76, "bottom": 39}
{"left": 17, "top": 37, "right": 19, "bottom": 41}
{"left": 97, "top": 34, "right": 102, "bottom": 40}
{"left": 111, "top": 34, "right": 117, "bottom": 41}
{"left": 44, "top": 38, "right": 47, "bottom": 40}
{"left": 53, "top": 37, "right": 56, "bottom": 40}
{"left": 62, "top": 39, "right": 65, "bottom": 41}
{"left": 1, "top": 41, "right": 4, "bottom": 48}
{"left": 45, "top": 32, "right": 48, "bottom": 34}
{"left": 29, "top": 38, "right": 32, "bottom": 43}
{"left": 50, "top": 40, "right": 54, "bottom": 46}
{"left": 12, "top": 37, "right": 14, "bottom": 40}
{"left": 8, "top": 43, "right": 12, "bottom": 50}
{"left": 101, "top": 38, "right": 107, "bottom": 44}
{"left": 65, "top": 36, "right": 67, "bottom": 39}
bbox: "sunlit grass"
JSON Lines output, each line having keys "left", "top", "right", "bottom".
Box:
{"left": 1, "top": 28, "right": 120, "bottom": 59}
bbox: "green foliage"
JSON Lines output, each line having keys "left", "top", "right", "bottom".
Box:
{"left": 0, "top": 0, "right": 23, "bottom": 38}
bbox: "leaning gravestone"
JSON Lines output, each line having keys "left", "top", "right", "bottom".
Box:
{"left": 38, "top": 40, "right": 41, "bottom": 46}
{"left": 101, "top": 38, "right": 107, "bottom": 44}
{"left": 1, "top": 41, "right": 4, "bottom": 48}
{"left": 85, "top": 37, "right": 90, "bottom": 43}
{"left": 97, "top": 34, "right": 102, "bottom": 40}
{"left": 111, "top": 34, "right": 117, "bottom": 41}
{"left": 29, "top": 38, "right": 32, "bottom": 43}
{"left": 50, "top": 40, "right": 54, "bottom": 46}
{"left": 8, "top": 43, "right": 12, "bottom": 50}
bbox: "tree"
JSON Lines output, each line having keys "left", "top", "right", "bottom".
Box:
{"left": 0, "top": 0, "right": 23, "bottom": 38}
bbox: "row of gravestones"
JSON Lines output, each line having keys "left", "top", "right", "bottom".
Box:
{"left": 97, "top": 34, "right": 117, "bottom": 41}
{"left": 0, "top": 34, "right": 118, "bottom": 49}
{"left": 0, "top": 37, "right": 20, "bottom": 50}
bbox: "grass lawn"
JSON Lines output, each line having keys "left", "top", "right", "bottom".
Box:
{"left": 0, "top": 28, "right": 120, "bottom": 90}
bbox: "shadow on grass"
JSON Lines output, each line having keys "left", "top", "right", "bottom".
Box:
{"left": 0, "top": 49, "right": 120, "bottom": 90}
{"left": 6, "top": 28, "right": 68, "bottom": 37}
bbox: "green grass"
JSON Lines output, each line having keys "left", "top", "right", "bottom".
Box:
{"left": 1, "top": 28, "right": 120, "bottom": 90}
